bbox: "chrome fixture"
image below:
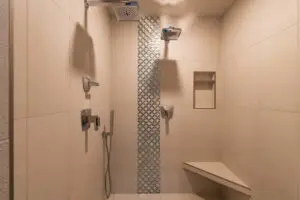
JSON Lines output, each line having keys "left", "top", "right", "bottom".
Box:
{"left": 161, "top": 105, "right": 174, "bottom": 135}
{"left": 112, "top": 1, "right": 139, "bottom": 21}
{"left": 161, "top": 26, "right": 182, "bottom": 41}
{"left": 84, "top": 0, "right": 139, "bottom": 21}
{"left": 81, "top": 109, "right": 100, "bottom": 131}
{"left": 160, "top": 105, "right": 174, "bottom": 120}
{"left": 85, "top": 0, "right": 122, "bottom": 7}
{"left": 102, "top": 110, "right": 114, "bottom": 199}
{"left": 82, "top": 76, "right": 99, "bottom": 98}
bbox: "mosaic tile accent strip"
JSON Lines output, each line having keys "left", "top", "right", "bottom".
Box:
{"left": 0, "top": 0, "right": 9, "bottom": 48}
{"left": 0, "top": 0, "right": 9, "bottom": 199}
{"left": 0, "top": 141, "right": 9, "bottom": 200}
{"left": 137, "top": 16, "right": 161, "bottom": 194}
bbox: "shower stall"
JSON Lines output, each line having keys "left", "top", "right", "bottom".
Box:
{"left": 10, "top": 0, "right": 300, "bottom": 200}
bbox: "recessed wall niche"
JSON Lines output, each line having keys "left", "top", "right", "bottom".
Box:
{"left": 193, "top": 72, "right": 216, "bottom": 109}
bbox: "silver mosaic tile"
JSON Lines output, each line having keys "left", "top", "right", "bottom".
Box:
{"left": 0, "top": 0, "right": 9, "bottom": 48}
{"left": 0, "top": 0, "right": 9, "bottom": 143}
{"left": 0, "top": 0, "right": 9, "bottom": 199}
{"left": 137, "top": 16, "right": 161, "bottom": 194}
{"left": 0, "top": 58, "right": 9, "bottom": 104}
{"left": 0, "top": 141, "right": 9, "bottom": 200}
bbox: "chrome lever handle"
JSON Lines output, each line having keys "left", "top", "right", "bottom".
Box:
{"left": 81, "top": 109, "right": 101, "bottom": 131}
{"left": 82, "top": 76, "right": 99, "bottom": 93}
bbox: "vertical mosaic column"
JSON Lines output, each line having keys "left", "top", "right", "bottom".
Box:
{"left": 0, "top": 0, "right": 10, "bottom": 199}
{"left": 137, "top": 16, "right": 161, "bottom": 193}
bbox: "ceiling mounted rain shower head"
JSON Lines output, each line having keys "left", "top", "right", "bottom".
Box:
{"left": 112, "top": 1, "right": 139, "bottom": 21}
{"left": 161, "top": 26, "right": 182, "bottom": 41}
{"left": 85, "top": 0, "right": 139, "bottom": 21}
{"left": 85, "top": 0, "right": 121, "bottom": 7}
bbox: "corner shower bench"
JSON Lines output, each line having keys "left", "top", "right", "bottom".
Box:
{"left": 183, "top": 162, "right": 251, "bottom": 196}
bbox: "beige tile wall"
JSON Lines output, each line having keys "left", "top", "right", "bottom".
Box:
{"left": 13, "top": 0, "right": 112, "bottom": 200}
{"left": 111, "top": 20, "right": 138, "bottom": 193}
{"left": 110, "top": 15, "right": 221, "bottom": 193}
{"left": 220, "top": 0, "right": 300, "bottom": 199}
{"left": 160, "top": 15, "right": 221, "bottom": 193}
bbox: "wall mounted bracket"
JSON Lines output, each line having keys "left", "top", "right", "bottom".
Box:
{"left": 82, "top": 76, "right": 99, "bottom": 98}
{"left": 160, "top": 105, "right": 174, "bottom": 120}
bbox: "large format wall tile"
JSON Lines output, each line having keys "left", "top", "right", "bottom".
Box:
{"left": 28, "top": 0, "right": 69, "bottom": 117}
{"left": 14, "top": 119, "right": 27, "bottom": 200}
{"left": 221, "top": 0, "right": 300, "bottom": 200}
{"left": 243, "top": 0, "right": 297, "bottom": 45}
{"left": 222, "top": 0, "right": 297, "bottom": 58}
{"left": 254, "top": 25, "right": 298, "bottom": 112}
{"left": 28, "top": 113, "right": 69, "bottom": 200}
{"left": 252, "top": 111, "right": 298, "bottom": 200}
{"left": 0, "top": 141, "right": 9, "bottom": 200}
{"left": 111, "top": 20, "right": 138, "bottom": 193}
{"left": 15, "top": 0, "right": 112, "bottom": 200}
{"left": 13, "top": 0, "right": 27, "bottom": 119}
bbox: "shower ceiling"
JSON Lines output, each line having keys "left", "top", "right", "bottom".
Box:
{"left": 138, "top": 0, "right": 236, "bottom": 16}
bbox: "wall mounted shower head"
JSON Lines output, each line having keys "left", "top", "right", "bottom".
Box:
{"left": 112, "top": 1, "right": 139, "bottom": 21}
{"left": 161, "top": 26, "right": 182, "bottom": 41}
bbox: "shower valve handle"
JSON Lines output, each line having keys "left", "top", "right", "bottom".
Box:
{"left": 81, "top": 109, "right": 101, "bottom": 131}
{"left": 82, "top": 76, "right": 100, "bottom": 93}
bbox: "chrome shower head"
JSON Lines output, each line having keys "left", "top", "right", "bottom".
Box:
{"left": 85, "top": 0, "right": 139, "bottom": 21}
{"left": 85, "top": 0, "right": 122, "bottom": 7}
{"left": 112, "top": 1, "right": 139, "bottom": 21}
{"left": 161, "top": 26, "right": 182, "bottom": 41}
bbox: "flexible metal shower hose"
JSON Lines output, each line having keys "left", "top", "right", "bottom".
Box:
{"left": 104, "top": 134, "right": 112, "bottom": 199}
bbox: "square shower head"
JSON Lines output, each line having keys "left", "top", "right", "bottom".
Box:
{"left": 112, "top": 1, "right": 139, "bottom": 21}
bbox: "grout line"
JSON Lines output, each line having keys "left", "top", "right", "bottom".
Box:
{"left": 258, "top": 107, "right": 300, "bottom": 114}
{"left": 25, "top": 0, "right": 29, "bottom": 198}
{"left": 224, "top": 22, "right": 298, "bottom": 61}
{"left": 248, "top": 22, "right": 298, "bottom": 47}
{"left": 226, "top": 105, "right": 300, "bottom": 115}
{"left": 26, "top": 111, "right": 70, "bottom": 120}
{"left": 296, "top": 1, "right": 299, "bottom": 200}
{"left": 13, "top": 116, "right": 27, "bottom": 121}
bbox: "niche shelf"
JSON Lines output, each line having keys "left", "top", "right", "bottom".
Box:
{"left": 183, "top": 162, "right": 251, "bottom": 196}
{"left": 193, "top": 72, "right": 216, "bottom": 109}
